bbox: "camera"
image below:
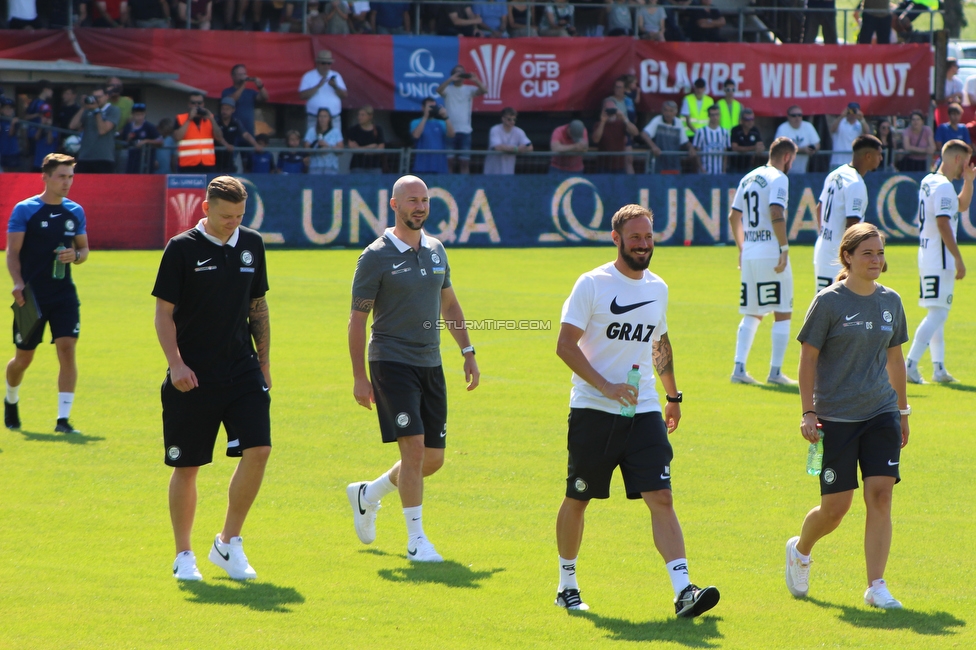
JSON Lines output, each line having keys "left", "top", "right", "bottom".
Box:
{"left": 605, "top": 107, "right": 618, "bottom": 116}
{"left": 83, "top": 95, "right": 97, "bottom": 105}
{"left": 195, "top": 106, "right": 210, "bottom": 117}
{"left": 426, "top": 105, "right": 439, "bottom": 118}
{"left": 460, "top": 72, "right": 473, "bottom": 79}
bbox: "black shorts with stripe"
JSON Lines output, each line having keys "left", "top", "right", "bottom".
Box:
{"left": 369, "top": 360, "right": 447, "bottom": 449}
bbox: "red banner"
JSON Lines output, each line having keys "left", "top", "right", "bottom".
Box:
{"left": 634, "top": 42, "right": 932, "bottom": 117}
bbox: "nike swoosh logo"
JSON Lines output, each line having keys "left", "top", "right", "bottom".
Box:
{"left": 845, "top": 313, "right": 860, "bottom": 321}
{"left": 357, "top": 484, "right": 367, "bottom": 515}
{"left": 610, "top": 297, "right": 657, "bottom": 314}
{"left": 262, "top": 386, "right": 269, "bottom": 392}
{"left": 888, "top": 460, "right": 899, "bottom": 466}
{"left": 440, "top": 431, "right": 446, "bottom": 438}
{"left": 407, "top": 548, "right": 418, "bottom": 557}
{"left": 50, "top": 213, "right": 62, "bottom": 217}
{"left": 197, "top": 259, "right": 212, "bottom": 266}
{"left": 393, "top": 261, "right": 406, "bottom": 269}
{"left": 213, "top": 541, "right": 230, "bottom": 562}
{"left": 661, "top": 474, "right": 671, "bottom": 480}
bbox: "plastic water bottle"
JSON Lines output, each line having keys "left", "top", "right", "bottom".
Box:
{"left": 806, "top": 426, "right": 823, "bottom": 476}
{"left": 52, "top": 245, "right": 67, "bottom": 280}
{"left": 620, "top": 364, "right": 640, "bottom": 418}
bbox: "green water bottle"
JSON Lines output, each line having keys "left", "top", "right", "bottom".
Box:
{"left": 52, "top": 245, "right": 67, "bottom": 280}
{"left": 806, "top": 425, "right": 823, "bottom": 476}
{"left": 620, "top": 364, "right": 640, "bottom": 418}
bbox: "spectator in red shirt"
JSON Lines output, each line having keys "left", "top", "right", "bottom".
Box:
{"left": 550, "top": 120, "right": 589, "bottom": 174}
{"left": 592, "top": 98, "right": 638, "bottom": 174}
{"left": 92, "top": 0, "right": 129, "bottom": 26}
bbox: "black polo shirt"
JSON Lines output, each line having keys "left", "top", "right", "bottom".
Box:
{"left": 729, "top": 124, "right": 763, "bottom": 173}
{"left": 215, "top": 116, "right": 246, "bottom": 172}
{"left": 152, "top": 223, "right": 268, "bottom": 384}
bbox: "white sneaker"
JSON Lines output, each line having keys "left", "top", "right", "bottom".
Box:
{"left": 906, "top": 364, "right": 925, "bottom": 384}
{"left": 933, "top": 369, "right": 958, "bottom": 383}
{"left": 785, "top": 536, "right": 811, "bottom": 598}
{"left": 347, "top": 481, "right": 380, "bottom": 545}
{"left": 767, "top": 372, "right": 799, "bottom": 386}
{"left": 208, "top": 534, "right": 257, "bottom": 580}
{"left": 864, "top": 580, "right": 903, "bottom": 609}
{"left": 173, "top": 550, "right": 203, "bottom": 581}
{"left": 731, "top": 371, "right": 759, "bottom": 385}
{"left": 407, "top": 536, "right": 443, "bottom": 563}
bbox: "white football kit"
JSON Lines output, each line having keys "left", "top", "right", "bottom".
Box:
{"left": 814, "top": 164, "right": 867, "bottom": 291}
{"left": 916, "top": 172, "right": 958, "bottom": 309}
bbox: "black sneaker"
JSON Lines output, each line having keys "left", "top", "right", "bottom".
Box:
{"left": 675, "top": 584, "right": 720, "bottom": 618}
{"left": 554, "top": 588, "right": 589, "bottom": 611}
{"left": 4, "top": 399, "right": 20, "bottom": 430}
{"left": 55, "top": 418, "right": 81, "bottom": 434}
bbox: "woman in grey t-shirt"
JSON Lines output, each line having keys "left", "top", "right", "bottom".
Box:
{"left": 784, "top": 222, "right": 912, "bottom": 610}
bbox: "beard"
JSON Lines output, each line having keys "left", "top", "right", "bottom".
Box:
{"left": 398, "top": 209, "right": 428, "bottom": 231}
{"left": 619, "top": 240, "right": 652, "bottom": 271}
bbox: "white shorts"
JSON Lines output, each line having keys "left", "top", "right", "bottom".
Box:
{"left": 918, "top": 270, "right": 955, "bottom": 309}
{"left": 739, "top": 258, "right": 794, "bottom": 316}
{"left": 814, "top": 262, "right": 841, "bottom": 293}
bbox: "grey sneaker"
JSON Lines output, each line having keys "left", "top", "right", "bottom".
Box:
{"left": 785, "top": 536, "right": 811, "bottom": 597}
{"left": 932, "top": 369, "right": 957, "bottom": 383}
{"left": 906, "top": 364, "right": 925, "bottom": 385}
{"left": 767, "top": 372, "right": 799, "bottom": 386}
{"left": 731, "top": 371, "right": 759, "bottom": 385}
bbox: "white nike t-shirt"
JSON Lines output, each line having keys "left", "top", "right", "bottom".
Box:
{"left": 561, "top": 262, "right": 667, "bottom": 414}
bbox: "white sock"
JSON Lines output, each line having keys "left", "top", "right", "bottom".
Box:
{"left": 364, "top": 469, "right": 396, "bottom": 504}
{"left": 929, "top": 324, "right": 946, "bottom": 366}
{"left": 793, "top": 545, "right": 811, "bottom": 564}
{"left": 870, "top": 578, "right": 886, "bottom": 590}
{"left": 907, "top": 307, "right": 949, "bottom": 363}
{"left": 6, "top": 382, "right": 19, "bottom": 404}
{"left": 770, "top": 320, "right": 791, "bottom": 370}
{"left": 404, "top": 505, "right": 425, "bottom": 540}
{"left": 58, "top": 392, "right": 74, "bottom": 420}
{"left": 558, "top": 555, "right": 579, "bottom": 591}
{"left": 666, "top": 558, "right": 691, "bottom": 597}
{"left": 734, "top": 317, "right": 761, "bottom": 369}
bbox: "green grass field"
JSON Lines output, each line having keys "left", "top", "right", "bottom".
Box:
{"left": 0, "top": 244, "right": 973, "bottom": 649}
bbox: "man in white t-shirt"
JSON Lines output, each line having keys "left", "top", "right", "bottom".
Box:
{"left": 728, "top": 137, "right": 798, "bottom": 385}
{"left": 774, "top": 106, "right": 820, "bottom": 174}
{"left": 906, "top": 139, "right": 973, "bottom": 384}
{"left": 437, "top": 65, "right": 486, "bottom": 174}
{"left": 813, "top": 135, "right": 883, "bottom": 291}
{"left": 484, "top": 107, "right": 532, "bottom": 175}
{"left": 554, "top": 203, "right": 719, "bottom": 618}
{"left": 298, "top": 50, "right": 348, "bottom": 131}
{"left": 828, "top": 102, "right": 870, "bottom": 169}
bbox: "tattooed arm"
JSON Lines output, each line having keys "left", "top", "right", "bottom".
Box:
{"left": 349, "top": 296, "right": 374, "bottom": 409}
{"left": 249, "top": 296, "right": 271, "bottom": 389}
{"left": 653, "top": 332, "right": 681, "bottom": 433}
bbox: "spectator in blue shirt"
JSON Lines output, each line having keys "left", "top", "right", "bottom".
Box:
{"left": 248, "top": 134, "right": 276, "bottom": 173}
{"left": 373, "top": 0, "right": 410, "bottom": 32}
{"left": 410, "top": 97, "right": 454, "bottom": 174}
{"left": 0, "top": 98, "right": 22, "bottom": 172}
{"left": 155, "top": 117, "right": 176, "bottom": 174}
{"left": 32, "top": 114, "right": 60, "bottom": 173}
{"left": 278, "top": 130, "right": 306, "bottom": 174}
{"left": 221, "top": 64, "right": 267, "bottom": 138}
{"left": 934, "top": 103, "right": 971, "bottom": 152}
{"left": 120, "top": 103, "right": 163, "bottom": 174}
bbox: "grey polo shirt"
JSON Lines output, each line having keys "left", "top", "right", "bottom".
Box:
{"left": 78, "top": 104, "right": 121, "bottom": 162}
{"left": 352, "top": 228, "right": 452, "bottom": 367}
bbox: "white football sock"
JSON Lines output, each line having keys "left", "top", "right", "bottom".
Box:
{"left": 734, "top": 317, "right": 761, "bottom": 368}
{"left": 907, "top": 307, "right": 948, "bottom": 363}
{"left": 58, "top": 392, "right": 74, "bottom": 420}
{"left": 770, "top": 320, "right": 791, "bottom": 370}
{"left": 364, "top": 469, "right": 396, "bottom": 504}
{"left": 404, "top": 505, "right": 425, "bottom": 540}
{"left": 929, "top": 323, "right": 946, "bottom": 365}
{"left": 558, "top": 555, "right": 579, "bottom": 591}
{"left": 666, "top": 558, "right": 691, "bottom": 597}
{"left": 6, "top": 382, "right": 19, "bottom": 404}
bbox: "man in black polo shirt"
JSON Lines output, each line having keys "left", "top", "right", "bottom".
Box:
{"left": 152, "top": 176, "right": 272, "bottom": 582}
{"left": 346, "top": 174, "right": 480, "bottom": 563}
{"left": 729, "top": 107, "right": 765, "bottom": 174}
{"left": 215, "top": 97, "right": 257, "bottom": 174}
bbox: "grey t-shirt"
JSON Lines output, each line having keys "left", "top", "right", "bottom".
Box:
{"left": 78, "top": 104, "right": 121, "bottom": 162}
{"left": 351, "top": 228, "right": 452, "bottom": 367}
{"left": 797, "top": 283, "right": 908, "bottom": 422}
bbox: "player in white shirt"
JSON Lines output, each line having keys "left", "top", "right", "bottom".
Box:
{"left": 728, "top": 137, "right": 798, "bottom": 385}
{"left": 906, "top": 139, "right": 973, "bottom": 384}
{"left": 814, "top": 136, "right": 884, "bottom": 291}
{"left": 554, "top": 204, "right": 719, "bottom": 619}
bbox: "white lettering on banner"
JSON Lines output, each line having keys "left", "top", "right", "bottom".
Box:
{"left": 761, "top": 64, "right": 840, "bottom": 99}
{"left": 640, "top": 60, "right": 747, "bottom": 96}
{"left": 237, "top": 177, "right": 284, "bottom": 243}
{"left": 398, "top": 82, "right": 440, "bottom": 100}
{"left": 350, "top": 189, "right": 389, "bottom": 243}
{"left": 876, "top": 175, "right": 919, "bottom": 237}
{"left": 639, "top": 188, "right": 677, "bottom": 242}
{"left": 470, "top": 44, "right": 516, "bottom": 104}
{"left": 303, "top": 188, "right": 342, "bottom": 244}
{"left": 458, "top": 190, "right": 501, "bottom": 243}
{"left": 684, "top": 188, "right": 722, "bottom": 241}
{"left": 852, "top": 63, "right": 913, "bottom": 97}
{"left": 520, "top": 53, "right": 560, "bottom": 98}
{"left": 426, "top": 188, "right": 459, "bottom": 243}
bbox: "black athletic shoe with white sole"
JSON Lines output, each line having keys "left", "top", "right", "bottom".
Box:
{"left": 674, "top": 584, "right": 720, "bottom": 618}
{"left": 554, "top": 588, "right": 589, "bottom": 611}
{"left": 5, "top": 399, "right": 20, "bottom": 430}
{"left": 55, "top": 418, "right": 81, "bottom": 434}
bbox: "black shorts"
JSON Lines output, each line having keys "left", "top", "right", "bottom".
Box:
{"left": 369, "top": 360, "right": 447, "bottom": 449}
{"left": 161, "top": 369, "right": 271, "bottom": 467}
{"left": 14, "top": 295, "right": 80, "bottom": 351}
{"left": 565, "top": 408, "right": 673, "bottom": 501}
{"left": 819, "top": 411, "right": 902, "bottom": 495}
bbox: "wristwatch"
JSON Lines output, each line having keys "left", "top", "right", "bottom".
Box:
{"left": 461, "top": 345, "right": 475, "bottom": 356}
{"left": 666, "top": 391, "right": 682, "bottom": 403}
{"left": 899, "top": 405, "right": 911, "bottom": 416}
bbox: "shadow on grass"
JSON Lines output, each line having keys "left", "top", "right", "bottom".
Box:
{"left": 178, "top": 580, "right": 305, "bottom": 613}
{"left": 755, "top": 382, "right": 800, "bottom": 395}
{"left": 939, "top": 382, "right": 976, "bottom": 393}
{"left": 19, "top": 429, "right": 104, "bottom": 445}
{"left": 806, "top": 597, "right": 966, "bottom": 636}
{"left": 575, "top": 611, "right": 723, "bottom": 647}
{"left": 377, "top": 560, "right": 504, "bottom": 589}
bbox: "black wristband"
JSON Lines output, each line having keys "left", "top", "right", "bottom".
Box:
{"left": 666, "top": 391, "right": 682, "bottom": 403}
{"left": 802, "top": 410, "right": 816, "bottom": 417}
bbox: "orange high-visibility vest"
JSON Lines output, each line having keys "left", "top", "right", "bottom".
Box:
{"left": 176, "top": 114, "right": 216, "bottom": 167}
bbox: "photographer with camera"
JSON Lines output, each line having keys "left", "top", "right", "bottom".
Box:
{"left": 69, "top": 86, "right": 121, "bottom": 174}
{"left": 828, "top": 102, "right": 870, "bottom": 170}
{"left": 436, "top": 65, "right": 485, "bottom": 175}
{"left": 173, "top": 93, "right": 223, "bottom": 174}
{"left": 592, "top": 98, "right": 639, "bottom": 174}
{"left": 410, "top": 98, "right": 454, "bottom": 175}
{"left": 222, "top": 65, "right": 267, "bottom": 139}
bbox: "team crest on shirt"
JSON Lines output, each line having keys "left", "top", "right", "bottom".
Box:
{"left": 167, "top": 446, "right": 182, "bottom": 460}
{"left": 240, "top": 250, "right": 253, "bottom": 266}
{"left": 65, "top": 219, "right": 75, "bottom": 231}
{"left": 574, "top": 478, "right": 588, "bottom": 493}
{"left": 882, "top": 310, "right": 893, "bottom": 323}
{"left": 396, "top": 412, "right": 410, "bottom": 428}
{"left": 430, "top": 252, "right": 441, "bottom": 264}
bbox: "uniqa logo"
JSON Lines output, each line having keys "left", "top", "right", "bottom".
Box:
{"left": 405, "top": 49, "right": 444, "bottom": 79}
{"left": 549, "top": 177, "right": 612, "bottom": 242}
{"left": 875, "top": 175, "right": 919, "bottom": 238}
{"left": 469, "top": 44, "right": 515, "bottom": 104}
{"left": 169, "top": 193, "right": 202, "bottom": 232}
